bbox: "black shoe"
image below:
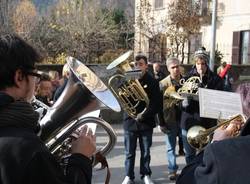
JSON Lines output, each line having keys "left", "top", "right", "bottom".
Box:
{"left": 168, "top": 172, "right": 178, "bottom": 181}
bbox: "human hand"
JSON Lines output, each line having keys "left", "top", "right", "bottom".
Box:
{"left": 182, "top": 96, "right": 192, "bottom": 108}
{"left": 71, "top": 126, "right": 96, "bottom": 158}
{"left": 135, "top": 112, "right": 143, "bottom": 122}
{"left": 212, "top": 119, "right": 244, "bottom": 142}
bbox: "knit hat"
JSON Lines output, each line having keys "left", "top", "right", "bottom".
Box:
{"left": 194, "top": 48, "right": 209, "bottom": 64}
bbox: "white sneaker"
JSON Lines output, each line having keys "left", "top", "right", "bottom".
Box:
{"left": 122, "top": 176, "right": 134, "bottom": 184}
{"left": 143, "top": 175, "right": 154, "bottom": 184}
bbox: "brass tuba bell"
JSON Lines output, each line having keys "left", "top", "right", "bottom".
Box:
{"left": 106, "top": 50, "right": 149, "bottom": 119}
{"left": 187, "top": 114, "right": 246, "bottom": 150}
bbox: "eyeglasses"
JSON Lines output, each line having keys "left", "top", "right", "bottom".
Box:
{"left": 25, "top": 71, "right": 42, "bottom": 83}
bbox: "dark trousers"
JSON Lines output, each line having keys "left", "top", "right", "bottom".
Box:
{"left": 124, "top": 129, "right": 153, "bottom": 180}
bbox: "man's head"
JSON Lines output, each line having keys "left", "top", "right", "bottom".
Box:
{"left": 194, "top": 48, "right": 209, "bottom": 76}
{"left": 0, "top": 34, "right": 42, "bottom": 101}
{"left": 36, "top": 74, "right": 53, "bottom": 99}
{"left": 153, "top": 62, "right": 161, "bottom": 73}
{"left": 135, "top": 53, "right": 148, "bottom": 75}
{"left": 166, "top": 57, "right": 180, "bottom": 79}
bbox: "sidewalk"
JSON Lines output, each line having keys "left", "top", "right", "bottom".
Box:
{"left": 92, "top": 124, "right": 186, "bottom": 184}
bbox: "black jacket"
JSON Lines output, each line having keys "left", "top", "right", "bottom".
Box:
{"left": 123, "top": 72, "right": 162, "bottom": 131}
{"left": 0, "top": 93, "right": 92, "bottom": 184}
{"left": 180, "top": 67, "right": 224, "bottom": 130}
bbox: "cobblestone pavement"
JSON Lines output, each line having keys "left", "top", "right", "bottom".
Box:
{"left": 92, "top": 124, "right": 186, "bottom": 184}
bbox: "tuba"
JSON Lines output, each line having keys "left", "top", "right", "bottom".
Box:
{"left": 106, "top": 50, "right": 149, "bottom": 119}
{"left": 187, "top": 114, "right": 246, "bottom": 150}
{"left": 38, "top": 56, "right": 121, "bottom": 164}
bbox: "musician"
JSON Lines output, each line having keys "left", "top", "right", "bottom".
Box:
{"left": 177, "top": 117, "right": 248, "bottom": 184}
{"left": 0, "top": 34, "right": 96, "bottom": 184}
{"left": 122, "top": 53, "right": 161, "bottom": 184}
{"left": 180, "top": 48, "right": 224, "bottom": 164}
{"left": 159, "top": 57, "right": 184, "bottom": 180}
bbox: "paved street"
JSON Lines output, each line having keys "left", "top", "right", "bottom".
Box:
{"left": 92, "top": 124, "right": 186, "bottom": 184}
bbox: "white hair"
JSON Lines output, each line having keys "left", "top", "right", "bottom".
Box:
{"left": 166, "top": 57, "right": 180, "bottom": 69}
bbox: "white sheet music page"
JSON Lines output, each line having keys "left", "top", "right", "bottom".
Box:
{"left": 199, "top": 88, "right": 243, "bottom": 119}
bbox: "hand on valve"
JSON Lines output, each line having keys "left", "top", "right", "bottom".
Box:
{"left": 212, "top": 118, "right": 244, "bottom": 142}
{"left": 71, "top": 126, "right": 96, "bottom": 158}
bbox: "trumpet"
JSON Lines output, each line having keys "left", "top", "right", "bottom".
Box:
{"left": 187, "top": 114, "right": 246, "bottom": 150}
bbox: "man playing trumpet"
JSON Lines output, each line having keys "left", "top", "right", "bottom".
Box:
{"left": 177, "top": 114, "right": 247, "bottom": 184}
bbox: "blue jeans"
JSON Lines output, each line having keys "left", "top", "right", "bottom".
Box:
{"left": 181, "top": 129, "right": 196, "bottom": 164}
{"left": 124, "top": 129, "right": 153, "bottom": 180}
{"left": 165, "top": 124, "right": 181, "bottom": 173}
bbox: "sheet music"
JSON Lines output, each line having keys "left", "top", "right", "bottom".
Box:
{"left": 199, "top": 88, "right": 243, "bottom": 119}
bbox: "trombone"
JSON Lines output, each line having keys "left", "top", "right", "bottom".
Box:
{"left": 187, "top": 114, "right": 246, "bottom": 150}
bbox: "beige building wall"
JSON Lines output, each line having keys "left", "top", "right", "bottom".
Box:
{"left": 134, "top": 0, "right": 171, "bottom": 56}
{"left": 135, "top": 0, "right": 250, "bottom": 64}
{"left": 202, "top": 0, "right": 250, "bottom": 64}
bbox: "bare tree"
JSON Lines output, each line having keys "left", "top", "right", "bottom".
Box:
{"left": 12, "top": 0, "right": 38, "bottom": 39}
{"left": 0, "top": 0, "right": 20, "bottom": 34}
{"left": 166, "top": 0, "right": 201, "bottom": 63}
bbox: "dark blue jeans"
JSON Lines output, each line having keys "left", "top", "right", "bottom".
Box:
{"left": 124, "top": 129, "right": 153, "bottom": 180}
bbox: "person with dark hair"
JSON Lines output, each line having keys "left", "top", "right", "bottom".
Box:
{"left": 0, "top": 34, "right": 96, "bottom": 184}
{"left": 122, "top": 53, "right": 161, "bottom": 184}
{"left": 35, "top": 73, "right": 53, "bottom": 106}
{"left": 180, "top": 48, "right": 224, "bottom": 164}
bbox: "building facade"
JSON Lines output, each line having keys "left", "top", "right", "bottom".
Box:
{"left": 134, "top": 0, "right": 250, "bottom": 65}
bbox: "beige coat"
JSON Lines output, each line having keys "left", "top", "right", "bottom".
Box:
{"left": 160, "top": 75, "right": 180, "bottom": 125}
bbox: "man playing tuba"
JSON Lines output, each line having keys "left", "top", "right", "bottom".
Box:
{"left": 122, "top": 53, "right": 162, "bottom": 184}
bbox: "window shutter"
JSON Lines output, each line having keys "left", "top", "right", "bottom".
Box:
{"left": 232, "top": 31, "right": 240, "bottom": 64}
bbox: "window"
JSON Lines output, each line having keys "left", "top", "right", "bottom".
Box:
{"left": 232, "top": 30, "right": 250, "bottom": 64}
{"left": 189, "top": 33, "right": 202, "bottom": 62}
{"left": 241, "top": 31, "right": 250, "bottom": 64}
{"left": 155, "top": 0, "right": 163, "bottom": 9}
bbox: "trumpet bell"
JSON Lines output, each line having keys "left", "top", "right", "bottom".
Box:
{"left": 187, "top": 125, "right": 210, "bottom": 149}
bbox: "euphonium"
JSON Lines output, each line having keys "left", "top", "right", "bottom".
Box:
{"left": 38, "top": 56, "right": 121, "bottom": 163}
{"left": 106, "top": 50, "right": 149, "bottom": 119}
{"left": 187, "top": 114, "right": 246, "bottom": 150}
